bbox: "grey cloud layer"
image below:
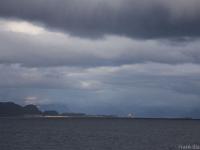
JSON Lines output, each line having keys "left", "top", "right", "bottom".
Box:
{"left": 0, "top": 20, "right": 200, "bottom": 67}
{"left": 1, "top": 63, "right": 200, "bottom": 92}
{"left": 1, "top": 0, "right": 200, "bottom": 38}
{"left": 1, "top": 63, "right": 200, "bottom": 117}
{"left": 1, "top": 0, "right": 200, "bottom": 117}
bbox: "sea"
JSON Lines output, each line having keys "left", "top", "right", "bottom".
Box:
{"left": 0, "top": 118, "right": 200, "bottom": 150}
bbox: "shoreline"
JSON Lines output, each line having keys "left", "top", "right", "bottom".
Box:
{"left": 0, "top": 116, "right": 199, "bottom": 120}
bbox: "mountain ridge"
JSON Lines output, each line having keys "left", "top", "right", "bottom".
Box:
{"left": 0, "top": 102, "right": 41, "bottom": 116}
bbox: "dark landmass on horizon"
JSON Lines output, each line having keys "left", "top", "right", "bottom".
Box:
{"left": 0, "top": 102, "right": 117, "bottom": 118}
{"left": 0, "top": 102, "right": 198, "bottom": 120}
{"left": 0, "top": 102, "right": 41, "bottom": 116}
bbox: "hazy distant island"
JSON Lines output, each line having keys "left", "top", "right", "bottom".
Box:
{"left": 0, "top": 102, "right": 195, "bottom": 119}
{"left": 0, "top": 102, "right": 117, "bottom": 118}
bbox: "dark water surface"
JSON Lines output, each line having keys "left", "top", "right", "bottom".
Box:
{"left": 0, "top": 118, "right": 200, "bottom": 150}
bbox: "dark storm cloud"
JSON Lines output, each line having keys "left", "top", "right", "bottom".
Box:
{"left": 0, "top": 0, "right": 200, "bottom": 38}
{"left": 1, "top": 0, "right": 200, "bottom": 118}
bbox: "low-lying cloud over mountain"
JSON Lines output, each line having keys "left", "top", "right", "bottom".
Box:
{"left": 0, "top": 0, "right": 200, "bottom": 117}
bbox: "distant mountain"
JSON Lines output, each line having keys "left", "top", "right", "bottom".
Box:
{"left": 39, "top": 104, "right": 68, "bottom": 113}
{"left": 0, "top": 102, "right": 24, "bottom": 116}
{"left": 0, "top": 102, "right": 114, "bottom": 118}
{"left": 0, "top": 102, "right": 41, "bottom": 116}
{"left": 23, "top": 105, "right": 42, "bottom": 115}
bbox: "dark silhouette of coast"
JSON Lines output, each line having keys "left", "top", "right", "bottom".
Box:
{"left": 0, "top": 102, "right": 41, "bottom": 117}
{"left": 0, "top": 102, "right": 116, "bottom": 118}
{"left": 0, "top": 102, "right": 197, "bottom": 120}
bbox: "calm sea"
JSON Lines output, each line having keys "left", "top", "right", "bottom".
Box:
{"left": 0, "top": 118, "right": 200, "bottom": 150}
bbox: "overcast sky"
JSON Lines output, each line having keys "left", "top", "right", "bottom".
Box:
{"left": 0, "top": 0, "right": 200, "bottom": 117}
